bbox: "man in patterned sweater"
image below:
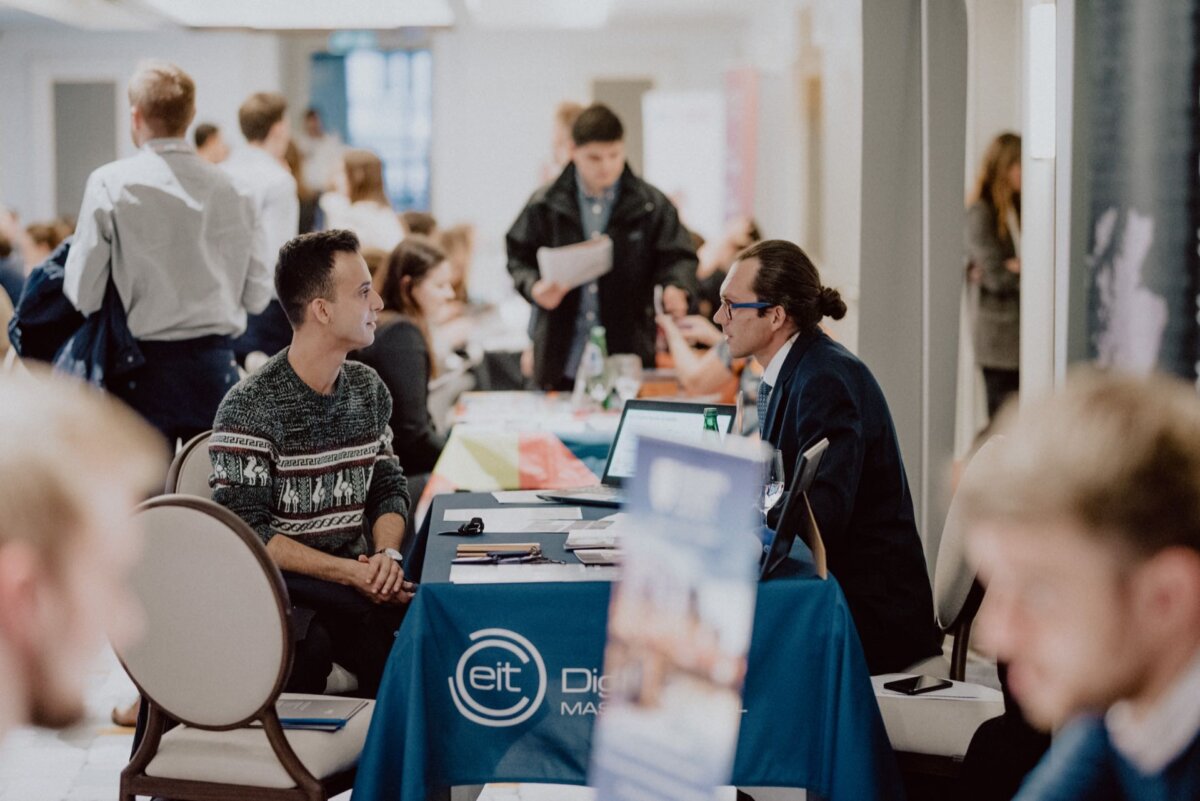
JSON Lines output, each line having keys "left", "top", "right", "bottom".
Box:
{"left": 210, "top": 229, "right": 411, "bottom": 697}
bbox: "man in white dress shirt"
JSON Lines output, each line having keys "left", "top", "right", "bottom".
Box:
{"left": 223, "top": 91, "right": 299, "bottom": 360}
{"left": 64, "top": 60, "right": 271, "bottom": 445}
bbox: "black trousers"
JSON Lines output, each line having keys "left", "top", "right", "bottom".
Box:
{"left": 110, "top": 335, "right": 238, "bottom": 447}
{"left": 282, "top": 572, "right": 407, "bottom": 699}
{"left": 982, "top": 367, "right": 1020, "bottom": 420}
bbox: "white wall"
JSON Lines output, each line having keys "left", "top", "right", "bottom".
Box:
{"left": 809, "top": 0, "right": 864, "bottom": 351}
{"left": 0, "top": 26, "right": 282, "bottom": 220}
{"left": 965, "top": 0, "right": 1023, "bottom": 187}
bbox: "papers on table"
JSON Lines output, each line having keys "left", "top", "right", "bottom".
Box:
{"left": 565, "top": 530, "right": 620, "bottom": 550}
{"left": 443, "top": 507, "right": 583, "bottom": 532}
{"left": 491, "top": 490, "right": 554, "bottom": 504}
{"left": 564, "top": 513, "right": 635, "bottom": 547}
{"left": 573, "top": 548, "right": 622, "bottom": 566}
{"left": 450, "top": 563, "right": 621, "bottom": 584}
{"left": 536, "top": 235, "right": 613, "bottom": 290}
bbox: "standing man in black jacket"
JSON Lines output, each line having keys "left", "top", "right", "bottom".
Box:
{"left": 507, "top": 104, "right": 698, "bottom": 390}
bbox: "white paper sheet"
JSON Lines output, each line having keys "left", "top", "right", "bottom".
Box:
{"left": 536, "top": 236, "right": 613, "bottom": 290}
{"left": 564, "top": 531, "right": 621, "bottom": 550}
{"left": 450, "top": 563, "right": 621, "bottom": 584}
{"left": 491, "top": 490, "right": 554, "bottom": 504}
{"left": 443, "top": 507, "right": 584, "bottom": 532}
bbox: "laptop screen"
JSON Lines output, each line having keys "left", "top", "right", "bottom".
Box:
{"left": 603, "top": 400, "right": 736, "bottom": 485}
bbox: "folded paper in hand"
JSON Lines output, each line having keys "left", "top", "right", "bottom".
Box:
{"left": 537, "top": 236, "right": 613, "bottom": 290}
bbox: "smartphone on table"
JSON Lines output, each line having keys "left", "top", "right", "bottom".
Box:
{"left": 882, "top": 675, "right": 954, "bottom": 695}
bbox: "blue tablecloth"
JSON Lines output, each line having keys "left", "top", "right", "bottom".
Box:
{"left": 354, "top": 494, "right": 904, "bottom": 801}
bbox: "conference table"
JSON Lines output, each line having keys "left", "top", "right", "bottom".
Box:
{"left": 352, "top": 493, "right": 904, "bottom": 801}
{"left": 412, "top": 392, "right": 618, "bottom": 523}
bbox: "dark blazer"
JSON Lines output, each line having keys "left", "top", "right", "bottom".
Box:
{"left": 763, "top": 329, "right": 940, "bottom": 674}
{"left": 506, "top": 163, "right": 698, "bottom": 389}
{"left": 9, "top": 237, "right": 144, "bottom": 386}
{"left": 965, "top": 200, "right": 1020, "bottom": 370}
{"left": 353, "top": 317, "right": 446, "bottom": 477}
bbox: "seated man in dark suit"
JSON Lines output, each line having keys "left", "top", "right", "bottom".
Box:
{"left": 716, "top": 239, "right": 940, "bottom": 674}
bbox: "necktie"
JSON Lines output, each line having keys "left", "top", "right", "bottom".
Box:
{"left": 757, "top": 380, "right": 772, "bottom": 438}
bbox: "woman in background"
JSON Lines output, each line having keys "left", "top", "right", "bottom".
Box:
{"left": 320, "top": 149, "right": 404, "bottom": 251}
{"left": 353, "top": 237, "right": 454, "bottom": 497}
{"left": 284, "top": 141, "right": 322, "bottom": 234}
{"left": 965, "top": 132, "right": 1021, "bottom": 419}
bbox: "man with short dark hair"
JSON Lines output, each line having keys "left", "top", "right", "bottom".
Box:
{"left": 223, "top": 91, "right": 299, "bottom": 360}
{"left": 0, "top": 369, "right": 164, "bottom": 745}
{"left": 64, "top": 60, "right": 270, "bottom": 444}
{"left": 963, "top": 370, "right": 1200, "bottom": 800}
{"left": 193, "top": 122, "right": 229, "bottom": 164}
{"left": 210, "top": 229, "right": 412, "bottom": 697}
{"left": 507, "top": 103, "right": 698, "bottom": 390}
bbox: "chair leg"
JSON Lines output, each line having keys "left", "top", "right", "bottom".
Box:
{"left": 950, "top": 618, "right": 973, "bottom": 683}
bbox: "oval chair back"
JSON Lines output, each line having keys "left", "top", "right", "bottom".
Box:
{"left": 933, "top": 436, "right": 1001, "bottom": 680}
{"left": 165, "top": 430, "right": 214, "bottom": 498}
{"left": 116, "top": 495, "right": 290, "bottom": 729}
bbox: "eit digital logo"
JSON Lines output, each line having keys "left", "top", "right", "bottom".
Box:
{"left": 449, "top": 629, "right": 548, "bottom": 727}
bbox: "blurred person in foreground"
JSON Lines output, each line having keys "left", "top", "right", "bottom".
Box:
{"left": 0, "top": 369, "right": 164, "bottom": 745}
{"left": 963, "top": 370, "right": 1200, "bottom": 800}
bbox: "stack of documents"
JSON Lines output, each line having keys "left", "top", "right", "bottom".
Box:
{"left": 536, "top": 236, "right": 613, "bottom": 290}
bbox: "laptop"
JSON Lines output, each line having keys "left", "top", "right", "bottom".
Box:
{"left": 761, "top": 437, "right": 830, "bottom": 580}
{"left": 539, "top": 399, "right": 737, "bottom": 508}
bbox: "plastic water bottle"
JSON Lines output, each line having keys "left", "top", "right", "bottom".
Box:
{"left": 701, "top": 406, "right": 721, "bottom": 445}
{"left": 572, "top": 326, "right": 610, "bottom": 409}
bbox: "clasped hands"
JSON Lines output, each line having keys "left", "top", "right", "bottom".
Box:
{"left": 349, "top": 552, "right": 415, "bottom": 606}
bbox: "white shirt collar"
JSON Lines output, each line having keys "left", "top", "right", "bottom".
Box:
{"left": 760, "top": 332, "right": 800, "bottom": 389}
{"left": 1106, "top": 649, "right": 1200, "bottom": 774}
{"left": 143, "top": 138, "right": 193, "bottom": 155}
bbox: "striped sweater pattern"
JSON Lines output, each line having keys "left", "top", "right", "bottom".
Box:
{"left": 210, "top": 350, "right": 410, "bottom": 558}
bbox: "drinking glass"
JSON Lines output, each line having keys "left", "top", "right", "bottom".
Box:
{"left": 608, "top": 354, "right": 644, "bottom": 406}
{"left": 760, "top": 449, "right": 786, "bottom": 516}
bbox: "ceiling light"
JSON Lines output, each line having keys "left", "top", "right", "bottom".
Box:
{"left": 464, "top": 0, "right": 611, "bottom": 30}
{"left": 0, "top": 0, "right": 160, "bottom": 30}
{"left": 136, "top": 0, "right": 454, "bottom": 30}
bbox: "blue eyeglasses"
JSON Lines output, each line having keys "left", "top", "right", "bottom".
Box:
{"left": 718, "top": 298, "right": 776, "bottom": 317}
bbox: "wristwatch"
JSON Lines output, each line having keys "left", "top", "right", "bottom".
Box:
{"left": 377, "top": 547, "right": 404, "bottom": 565}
